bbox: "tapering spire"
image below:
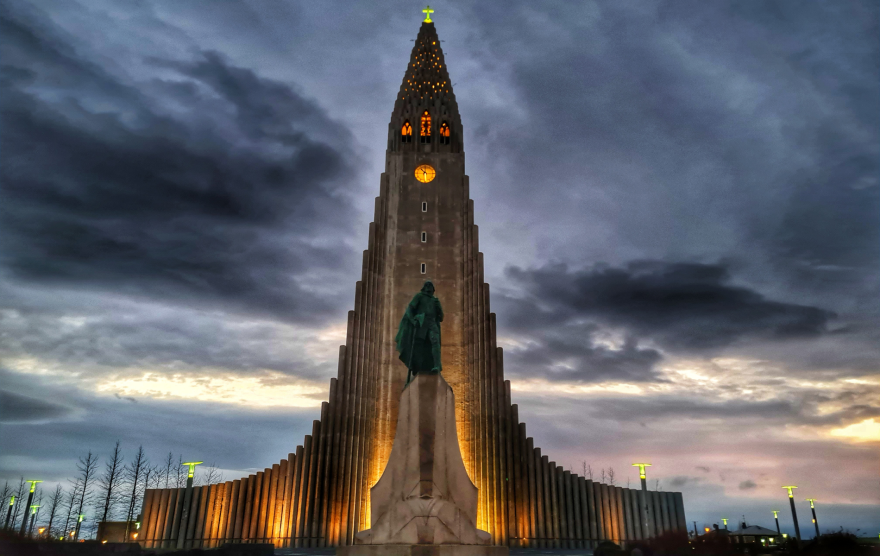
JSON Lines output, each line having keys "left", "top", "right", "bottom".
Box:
{"left": 389, "top": 19, "right": 462, "bottom": 153}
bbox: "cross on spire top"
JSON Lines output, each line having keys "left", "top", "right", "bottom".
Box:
{"left": 422, "top": 5, "right": 434, "bottom": 23}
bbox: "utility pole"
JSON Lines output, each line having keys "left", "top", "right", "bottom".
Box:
{"left": 632, "top": 463, "right": 652, "bottom": 538}
{"left": 18, "top": 480, "right": 41, "bottom": 536}
{"left": 772, "top": 510, "right": 781, "bottom": 535}
{"left": 693, "top": 520, "right": 698, "bottom": 539}
{"left": 4, "top": 496, "right": 15, "bottom": 530}
{"left": 806, "top": 499, "right": 820, "bottom": 538}
{"left": 27, "top": 505, "right": 40, "bottom": 537}
{"left": 782, "top": 486, "right": 801, "bottom": 543}
{"left": 176, "top": 461, "right": 202, "bottom": 549}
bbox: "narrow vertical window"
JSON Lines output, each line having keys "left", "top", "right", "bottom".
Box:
{"left": 420, "top": 263, "right": 426, "bottom": 274}
{"left": 401, "top": 121, "right": 412, "bottom": 143}
{"left": 421, "top": 232, "right": 427, "bottom": 243}
{"left": 420, "top": 111, "right": 432, "bottom": 143}
{"left": 439, "top": 122, "right": 450, "bottom": 145}
{"left": 421, "top": 202, "right": 427, "bottom": 212}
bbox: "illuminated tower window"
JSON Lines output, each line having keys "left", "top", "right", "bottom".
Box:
{"left": 420, "top": 111, "right": 431, "bottom": 143}
{"left": 440, "top": 122, "right": 450, "bottom": 145}
{"left": 420, "top": 263, "right": 426, "bottom": 274}
{"left": 422, "top": 202, "right": 427, "bottom": 212}
{"left": 401, "top": 121, "right": 413, "bottom": 143}
{"left": 421, "top": 232, "right": 427, "bottom": 243}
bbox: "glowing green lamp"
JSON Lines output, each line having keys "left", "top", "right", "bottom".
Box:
{"left": 27, "top": 480, "right": 42, "bottom": 493}
{"left": 631, "top": 462, "right": 652, "bottom": 480}
{"left": 181, "top": 461, "right": 203, "bottom": 479}
{"left": 422, "top": 5, "right": 434, "bottom": 23}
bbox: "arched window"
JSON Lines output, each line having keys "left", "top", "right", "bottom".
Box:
{"left": 420, "top": 111, "right": 431, "bottom": 143}
{"left": 439, "top": 122, "right": 450, "bottom": 145}
{"left": 401, "top": 121, "right": 412, "bottom": 143}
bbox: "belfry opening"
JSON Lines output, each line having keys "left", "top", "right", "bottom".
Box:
{"left": 136, "top": 13, "right": 688, "bottom": 551}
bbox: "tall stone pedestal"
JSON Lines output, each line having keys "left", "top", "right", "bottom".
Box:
{"left": 339, "top": 374, "right": 506, "bottom": 556}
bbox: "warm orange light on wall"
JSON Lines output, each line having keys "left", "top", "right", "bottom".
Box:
{"left": 420, "top": 111, "right": 432, "bottom": 136}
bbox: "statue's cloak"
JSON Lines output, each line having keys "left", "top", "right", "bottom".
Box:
{"left": 395, "top": 282, "right": 443, "bottom": 383}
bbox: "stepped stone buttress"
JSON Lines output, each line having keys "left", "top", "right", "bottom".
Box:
{"left": 135, "top": 19, "right": 688, "bottom": 550}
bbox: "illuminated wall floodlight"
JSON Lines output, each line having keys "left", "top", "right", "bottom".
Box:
{"left": 181, "top": 461, "right": 204, "bottom": 479}
{"left": 782, "top": 485, "right": 798, "bottom": 497}
{"left": 631, "top": 463, "right": 652, "bottom": 479}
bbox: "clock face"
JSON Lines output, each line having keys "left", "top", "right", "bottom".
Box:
{"left": 414, "top": 164, "right": 436, "bottom": 183}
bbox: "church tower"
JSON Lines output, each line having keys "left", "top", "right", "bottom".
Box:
{"left": 135, "top": 15, "right": 688, "bottom": 551}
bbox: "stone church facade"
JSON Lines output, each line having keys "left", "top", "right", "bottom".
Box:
{"left": 136, "top": 20, "right": 687, "bottom": 550}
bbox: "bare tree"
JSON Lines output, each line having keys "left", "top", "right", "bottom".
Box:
{"left": 97, "top": 441, "right": 125, "bottom": 523}
{"left": 163, "top": 452, "right": 174, "bottom": 488}
{"left": 62, "top": 479, "right": 82, "bottom": 540}
{"left": 1, "top": 481, "right": 10, "bottom": 507}
{"left": 627, "top": 477, "right": 631, "bottom": 488}
{"left": 123, "top": 445, "right": 147, "bottom": 541}
{"left": 600, "top": 468, "right": 606, "bottom": 484}
{"left": 175, "top": 454, "right": 185, "bottom": 488}
{"left": 197, "top": 462, "right": 224, "bottom": 486}
{"left": 607, "top": 467, "right": 615, "bottom": 486}
{"left": 74, "top": 451, "right": 99, "bottom": 540}
{"left": 582, "top": 461, "right": 593, "bottom": 480}
{"left": 654, "top": 479, "right": 661, "bottom": 491}
{"left": 45, "top": 485, "right": 64, "bottom": 538}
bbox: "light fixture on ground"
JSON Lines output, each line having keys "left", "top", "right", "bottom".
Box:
{"left": 782, "top": 486, "right": 801, "bottom": 542}
{"left": 18, "top": 480, "right": 42, "bottom": 536}
{"left": 632, "top": 463, "right": 653, "bottom": 538}
{"left": 805, "top": 499, "right": 820, "bottom": 538}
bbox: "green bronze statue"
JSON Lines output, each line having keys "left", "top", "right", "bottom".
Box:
{"left": 396, "top": 281, "right": 444, "bottom": 386}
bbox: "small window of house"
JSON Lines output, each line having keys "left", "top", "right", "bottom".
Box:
{"left": 421, "top": 232, "right": 427, "bottom": 243}
{"left": 420, "top": 263, "right": 426, "bottom": 274}
{"left": 422, "top": 202, "right": 427, "bottom": 212}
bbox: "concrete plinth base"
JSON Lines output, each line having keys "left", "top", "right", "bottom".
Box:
{"left": 339, "top": 545, "right": 509, "bottom": 556}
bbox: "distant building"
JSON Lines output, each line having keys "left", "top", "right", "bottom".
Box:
{"left": 728, "top": 523, "right": 782, "bottom": 551}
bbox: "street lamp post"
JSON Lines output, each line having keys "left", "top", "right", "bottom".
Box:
{"left": 772, "top": 510, "right": 781, "bottom": 535}
{"left": 176, "top": 461, "right": 202, "bottom": 549}
{"left": 806, "top": 499, "right": 820, "bottom": 538}
{"left": 73, "top": 513, "right": 85, "bottom": 541}
{"left": 782, "top": 486, "right": 801, "bottom": 543}
{"left": 27, "top": 505, "right": 40, "bottom": 537}
{"left": 722, "top": 518, "right": 729, "bottom": 530}
{"left": 4, "top": 495, "right": 15, "bottom": 530}
{"left": 18, "top": 480, "right": 42, "bottom": 536}
{"left": 632, "top": 463, "right": 652, "bottom": 538}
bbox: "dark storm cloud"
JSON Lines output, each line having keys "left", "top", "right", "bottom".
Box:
{"left": 738, "top": 480, "right": 757, "bottom": 490}
{"left": 503, "top": 260, "right": 835, "bottom": 353}
{"left": 0, "top": 390, "right": 75, "bottom": 423}
{"left": 0, "top": 5, "right": 359, "bottom": 322}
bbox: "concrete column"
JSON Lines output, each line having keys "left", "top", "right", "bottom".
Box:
{"left": 183, "top": 486, "right": 201, "bottom": 547}
{"left": 264, "top": 466, "right": 278, "bottom": 541}
{"left": 570, "top": 473, "right": 583, "bottom": 548}
{"left": 547, "top": 459, "right": 560, "bottom": 548}
{"left": 233, "top": 478, "right": 247, "bottom": 542}
{"left": 532, "top": 446, "right": 545, "bottom": 548}
{"left": 563, "top": 469, "right": 575, "bottom": 547}
{"left": 507, "top": 397, "right": 521, "bottom": 547}
{"left": 218, "top": 481, "right": 232, "bottom": 543}
{"left": 161, "top": 489, "right": 177, "bottom": 548}
{"left": 240, "top": 476, "right": 254, "bottom": 543}
{"left": 524, "top": 433, "right": 537, "bottom": 546}
{"left": 226, "top": 479, "right": 240, "bottom": 544}
{"left": 286, "top": 448, "right": 302, "bottom": 544}
{"left": 247, "top": 472, "right": 262, "bottom": 542}
{"left": 622, "top": 487, "right": 634, "bottom": 544}
{"left": 294, "top": 436, "right": 313, "bottom": 547}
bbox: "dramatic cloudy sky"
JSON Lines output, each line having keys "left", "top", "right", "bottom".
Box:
{"left": 2, "top": 0, "right": 878, "bottom": 537}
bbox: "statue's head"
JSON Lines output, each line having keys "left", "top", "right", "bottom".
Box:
{"left": 421, "top": 280, "right": 435, "bottom": 296}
